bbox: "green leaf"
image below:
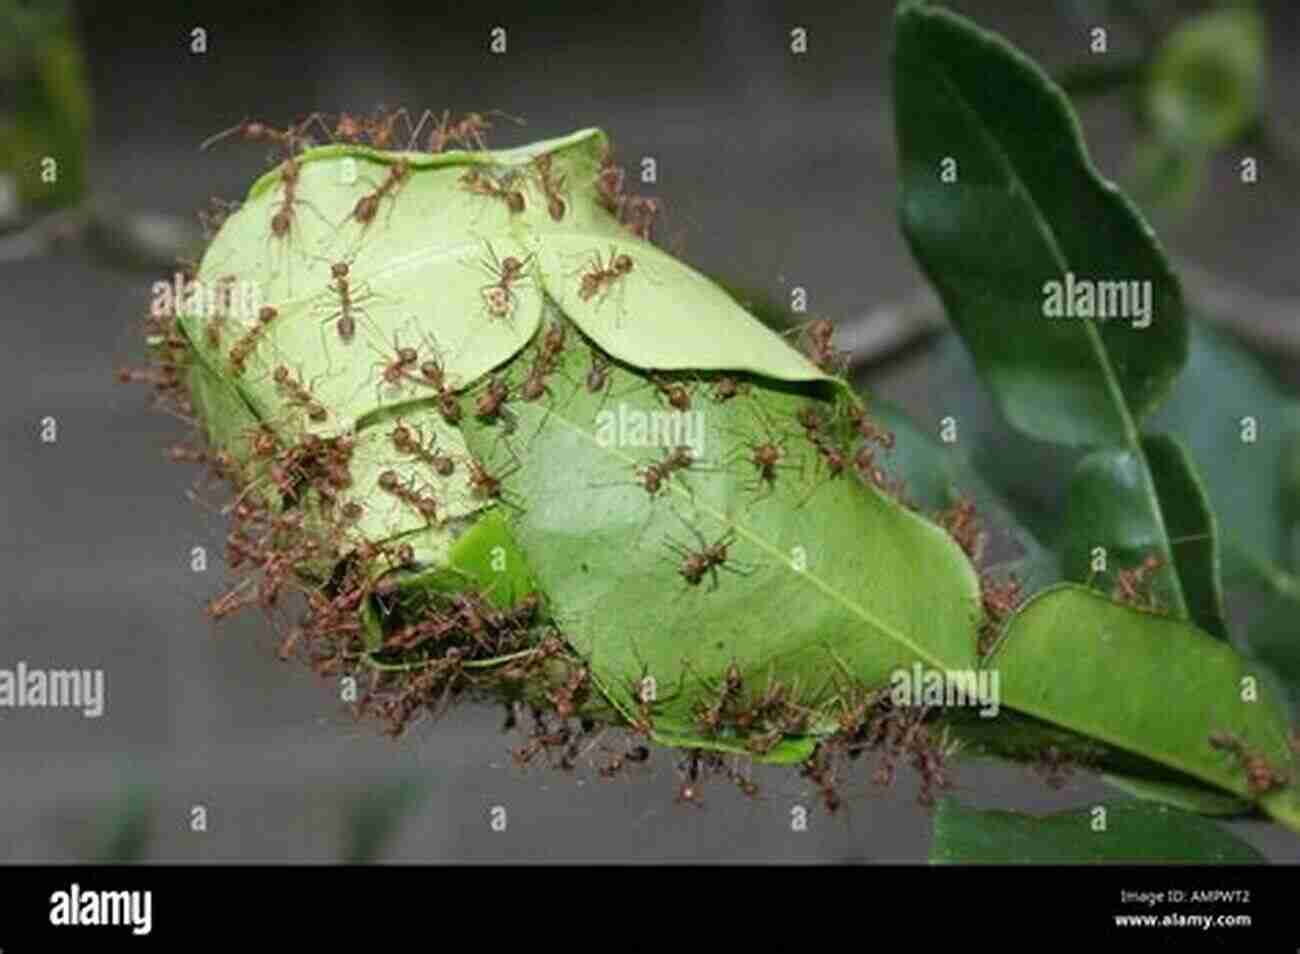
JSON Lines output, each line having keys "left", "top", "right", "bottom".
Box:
{"left": 931, "top": 797, "right": 1265, "bottom": 863}
{"left": 894, "top": 1, "right": 1187, "bottom": 448}
{"left": 182, "top": 128, "right": 828, "bottom": 445}
{"left": 992, "top": 584, "right": 1300, "bottom": 832}
{"left": 459, "top": 344, "right": 983, "bottom": 757}
{"left": 537, "top": 233, "right": 826, "bottom": 381}
{"left": 1063, "top": 433, "right": 1226, "bottom": 639}
{"left": 1101, "top": 774, "right": 1251, "bottom": 818}
{"left": 1148, "top": 321, "right": 1300, "bottom": 590}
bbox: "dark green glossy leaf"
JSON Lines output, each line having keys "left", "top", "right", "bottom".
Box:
{"left": 894, "top": 1, "right": 1187, "bottom": 447}
{"left": 1101, "top": 774, "right": 1251, "bottom": 818}
{"left": 992, "top": 584, "right": 1300, "bottom": 833}
{"left": 931, "top": 797, "right": 1265, "bottom": 863}
{"left": 1148, "top": 321, "right": 1300, "bottom": 592}
{"left": 1063, "top": 434, "right": 1226, "bottom": 639}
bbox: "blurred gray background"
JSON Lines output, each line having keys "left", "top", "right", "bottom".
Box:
{"left": 2, "top": 0, "right": 1299, "bottom": 862}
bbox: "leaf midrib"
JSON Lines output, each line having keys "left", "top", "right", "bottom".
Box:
{"left": 919, "top": 43, "right": 1190, "bottom": 619}
{"left": 505, "top": 384, "right": 972, "bottom": 675}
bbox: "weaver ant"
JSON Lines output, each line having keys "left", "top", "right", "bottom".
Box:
{"left": 459, "top": 168, "right": 525, "bottom": 214}
{"left": 575, "top": 247, "right": 634, "bottom": 305}
{"left": 1110, "top": 553, "right": 1165, "bottom": 610}
{"left": 316, "top": 260, "right": 380, "bottom": 346}
{"left": 389, "top": 419, "right": 455, "bottom": 476}
{"left": 530, "top": 153, "right": 569, "bottom": 222}
{"left": 198, "top": 113, "right": 329, "bottom": 156}
{"left": 711, "top": 375, "right": 749, "bottom": 402}
{"left": 633, "top": 445, "right": 694, "bottom": 497}
{"left": 465, "top": 448, "right": 522, "bottom": 509}
{"left": 724, "top": 402, "right": 801, "bottom": 499}
{"left": 377, "top": 468, "right": 440, "bottom": 523}
{"left": 469, "top": 242, "right": 533, "bottom": 324}
{"left": 663, "top": 517, "right": 749, "bottom": 591}
{"left": 415, "top": 108, "right": 523, "bottom": 153}
{"left": 266, "top": 153, "right": 330, "bottom": 293}
{"left": 227, "top": 305, "right": 281, "bottom": 377}
{"left": 350, "top": 158, "right": 412, "bottom": 229}
{"left": 272, "top": 363, "right": 329, "bottom": 422}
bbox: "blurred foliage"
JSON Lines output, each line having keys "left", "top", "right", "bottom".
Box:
{"left": 93, "top": 783, "right": 154, "bottom": 863}
{"left": 931, "top": 797, "right": 1266, "bottom": 863}
{"left": 1057, "top": 2, "right": 1273, "bottom": 216}
{"left": 341, "top": 778, "right": 428, "bottom": 863}
{"left": 1135, "top": 5, "right": 1265, "bottom": 211}
{"left": 0, "top": 0, "right": 91, "bottom": 222}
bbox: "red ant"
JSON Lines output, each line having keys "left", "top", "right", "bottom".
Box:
{"left": 474, "top": 375, "right": 511, "bottom": 422}
{"left": 796, "top": 318, "right": 844, "bottom": 373}
{"left": 415, "top": 109, "right": 523, "bottom": 153}
{"left": 366, "top": 334, "right": 422, "bottom": 403}
{"left": 465, "top": 453, "right": 520, "bottom": 504}
{"left": 575, "top": 247, "right": 634, "bottom": 304}
{"left": 726, "top": 403, "right": 798, "bottom": 497}
{"left": 471, "top": 243, "right": 532, "bottom": 323}
{"left": 267, "top": 152, "right": 328, "bottom": 261}
{"left": 845, "top": 402, "right": 895, "bottom": 449}
{"left": 530, "top": 153, "right": 568, "bottom": 222}
{"left": 401, "top": 339, "right": 463, "bottom": 424}
{"left": 227, "top": 305, "right": 280, "bottom": 376}
{"left": 377, "top": 469, "right": 439, "bottom": 523}
{"left": 319, "top": 261, "right": 375, "bottom": 344}
{"left": 634, "top": 445, "right": 694, "bottom": 496}
{"left": 711, "top": 375, "right": 749, "bottom": 402}
{"left": 811, "top": 435, "right": 848, "bottom": 480}
{"left": 389, "top": 419, "right": 455, "bottom": 476}
{"left": 935, "top": 497, "right": 983, "bottom": 563}
{"left": 519, "top": 356, "right": 554, "bottom": 403}
{"left": 649, "top": 374, "right": 692, "bottom": 412}
{"left": 595, "top": 146, "right": 625, "bottom": 212}
{"left": 1110, "top": 554, "right": 1165, "bottom": 611}
{"left": 361, "top": 107, "right": 417, "bottom": 150}
{"left": 585, "top": 349, "right": 611, "bottom": 394}
{"left": 459, "top": 168, "right": 525, "bottom": 214}
{"left": 620, "top": 195, "right": 661, "bottom": 242}
{"left": 198, "top": 113, "right": 328, "bottom": 156}
{"left": 664, "top": 521, "right": 747, "bottom": 590}
{"left": 272, "top": 364, "right": 328, "bottom": 422}
{"left": 547, "top": 666, "right": 589, "bottom": 721}
{"left": 351, "top": 159, "right": 411, "bottom": 228}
